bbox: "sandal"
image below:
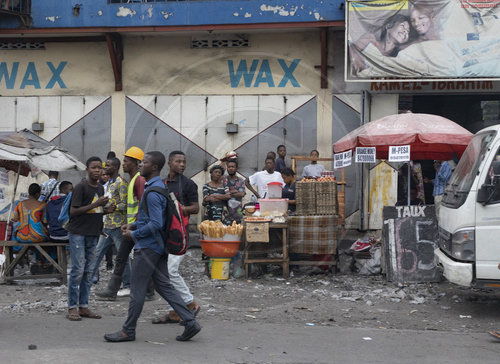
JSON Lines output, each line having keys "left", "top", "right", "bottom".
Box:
{"left": 78, "top": 308, "right": 102, "bottom": 319}
{"left": 67, "top": 308, "right": 82, "bottom": 321}
{"left": 152, "top": 314, "right": 181, "bottom": 324}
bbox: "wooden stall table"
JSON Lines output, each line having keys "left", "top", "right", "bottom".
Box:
{"left": 243, "top": 222, "right": 289, "bottom": 279}
{"left": 288, "top": 215, "right": 340, "bottom": 268}
{"left": 0, "top": 241, "right": 68, "bottom": 284}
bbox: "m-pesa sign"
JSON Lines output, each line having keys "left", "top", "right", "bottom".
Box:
{"left": 0, "top": 61, "right": 67, "bottom": 89}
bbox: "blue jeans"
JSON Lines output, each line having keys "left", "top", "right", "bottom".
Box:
{"left": 91, "top": 227, "right": 131, "bottom": 288}
{"left": 68, "top": 233, "right": 98, "bottom": 309}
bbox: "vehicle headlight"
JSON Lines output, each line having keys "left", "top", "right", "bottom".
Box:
{"left": 451, "top": 228, "right": 475, "bottom": 262}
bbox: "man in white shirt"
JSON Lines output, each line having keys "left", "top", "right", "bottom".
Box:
{"left": 245, "top": 157, "right": 285, "bottom": 198}
{"left": 302, "top": 150, "right": 326, "bottom": 179}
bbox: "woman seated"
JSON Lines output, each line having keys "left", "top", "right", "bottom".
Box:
{"left": 202, "top": 165, "right": 231, "bottom": 222}
{"left": 11, "top": 183, "right": 51, "bottom": 274}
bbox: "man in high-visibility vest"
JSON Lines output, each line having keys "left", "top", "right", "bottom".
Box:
{"left": 97, "top": 146, "right": 154, "bottom": 300}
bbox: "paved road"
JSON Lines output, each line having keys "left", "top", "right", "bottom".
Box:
{"left": 1, "top": 316, "right": 500, "bottom": 363}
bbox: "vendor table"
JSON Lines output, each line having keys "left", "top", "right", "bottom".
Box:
{"left": 0, "top": 241, "right": 68, "bottom": 284}
{"left": 244, "top": 222, "right": 289, "bottom": 279}
{"left": 288, "top": 215, "right": 339, "bottom": 267}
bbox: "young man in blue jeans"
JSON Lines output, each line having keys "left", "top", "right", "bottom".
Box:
{"left": 66, "top": 156, "right": 115, "bottom": 321}
{"left": 104, "top": 151, "right": 201, "bottom": 342}
{"left": 91, "top": 157, "right": 130, "bottom": 288}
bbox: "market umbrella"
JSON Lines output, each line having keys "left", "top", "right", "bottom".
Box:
{"left": 333, "top": 113, "right": 473, "bottom": 160}
{"left": 0, "top": 129, "right": 86, "bottom": 239}
{"left": 333, "top": 113, "right": 473, "bottom": 205}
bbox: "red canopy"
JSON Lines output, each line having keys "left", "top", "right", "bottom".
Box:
{"left": 333, "top": 113, "right": 473, "bottom": 160}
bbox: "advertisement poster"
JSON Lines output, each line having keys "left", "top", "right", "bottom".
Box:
{"left": 355, "top": 147, "right": 377, "bottom": 163}
{"left": 346, "top": 0, "right": 500, "bottom": 81}
{"left": 388, "top": 145, "right": 411, "bottom": 161}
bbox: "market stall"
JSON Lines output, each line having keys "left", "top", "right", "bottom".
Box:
{"left": 0, "top": 129, "right": 85, "bottom": 284}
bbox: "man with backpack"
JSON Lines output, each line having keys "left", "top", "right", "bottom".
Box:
{"left": 96, "top": 146, "right": 155, "bottom": 301}
{"left": 104, "top": 151, "right": 201, "bottom": 342}
{"left": 152, "top": 150, "right": 200, "bottom": 324}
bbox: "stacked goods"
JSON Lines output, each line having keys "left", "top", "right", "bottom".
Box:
{"left": 296, "top": 179, "right": 337, "bottom": 216}
{"left": 316, "top": 181, "right": 337, "bottom": 215}
{"left": 197, "top": 220, "right": 244, "bottom": 240}
{"left": 296, "top": 181, "right": 316, "bottom": 216}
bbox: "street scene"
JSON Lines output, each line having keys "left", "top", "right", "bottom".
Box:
{"left": 1, "top": 0, "right": 500, "bottom": 363}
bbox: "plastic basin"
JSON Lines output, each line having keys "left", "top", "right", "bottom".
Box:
{"left": 200, "top": 240, "right": 241, "bottom": 258}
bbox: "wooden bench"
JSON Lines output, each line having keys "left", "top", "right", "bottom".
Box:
{"left": 0, "top": 240, "right": 68, "bottom": 284}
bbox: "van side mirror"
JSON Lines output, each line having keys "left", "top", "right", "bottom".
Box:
{"left": 477, "top": 184, "right": 495, "bottom": 204}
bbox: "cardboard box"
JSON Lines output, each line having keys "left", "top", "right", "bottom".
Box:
{"left": 245, "top": 222, "right": 269, "bottom": 243}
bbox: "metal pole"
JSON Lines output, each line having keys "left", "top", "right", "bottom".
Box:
{"left": 4, "top": 163, "right": 21, "bottom": 240}
{"left": 407, "top": 161, "right": 410, "bottom": 206}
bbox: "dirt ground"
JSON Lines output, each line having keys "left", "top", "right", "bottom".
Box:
{"left": 2, "top": 247, "right": 500, "bottom": 335}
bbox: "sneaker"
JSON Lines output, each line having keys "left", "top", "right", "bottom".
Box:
{"left": 117, "top": 288, "right": 130, "bottom": 297}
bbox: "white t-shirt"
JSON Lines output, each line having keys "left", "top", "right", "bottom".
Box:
{"left": 302, "top": 163, "right": 326, "bottom": 178}
{"left": 248, "top": 171, "right": 285, "bottom": 198}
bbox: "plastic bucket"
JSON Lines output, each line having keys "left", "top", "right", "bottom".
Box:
{"left": 210, "top": 258, "right": 230, "bottom": 280}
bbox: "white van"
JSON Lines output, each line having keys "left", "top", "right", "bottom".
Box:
{"left": 435, "top": 125, "right": 500, "bottom": 287}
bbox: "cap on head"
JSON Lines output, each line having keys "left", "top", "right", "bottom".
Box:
{"left": 124, "top": 146, "right": 144, "bottom": 161}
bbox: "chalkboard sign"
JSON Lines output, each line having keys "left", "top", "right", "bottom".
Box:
{"left": 382, "top": 205, "right": 440, "bottom": 283}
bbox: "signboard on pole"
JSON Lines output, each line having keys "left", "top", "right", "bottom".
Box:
{"left": 334, "top": 152, "right": 344, "bottom": 169}
{"left": 355, "top": 147, "right": 376, "bottom": 163}
{"left": 346, "top": 0, "right": 500, "bottom": 81}
{"left": 343, "top": 150, "right": 352, "bottom": 167}
{"left": 388, "top": 145, "right": 410, "bottom": 162}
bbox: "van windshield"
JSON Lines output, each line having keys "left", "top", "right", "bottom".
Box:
{"left": 442, "top": 130, "right": 496, "bottom": 208}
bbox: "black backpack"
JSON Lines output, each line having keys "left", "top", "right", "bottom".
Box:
{"left": 142, "top": 186, "right": 188, "bottom": 255}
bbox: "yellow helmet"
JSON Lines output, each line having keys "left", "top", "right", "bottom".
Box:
{"left": 124, "top": 146, "right": 144, "bottom": 161}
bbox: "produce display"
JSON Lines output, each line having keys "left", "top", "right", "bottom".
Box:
{"left": 197, "top": 220, "right": 244, "bottom": 239}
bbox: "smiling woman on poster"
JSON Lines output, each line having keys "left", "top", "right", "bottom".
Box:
{"left": 346, "top": 0, "right": 500, "bottom": 79}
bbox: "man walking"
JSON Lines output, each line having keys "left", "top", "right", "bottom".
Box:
{"left": 96, "top": 146, "right": 154, "bottom": 300}
{"left": 104, "top": 151, "right": 201, "bottom": 342}
{"left": 66, "top": 157, "right": 115, "bottom": 321}
{"left": 152, "top": 150, "right": 200, "bottom": 324}
{"left": 91, "top": 157, "right": 130, "bottom": 287}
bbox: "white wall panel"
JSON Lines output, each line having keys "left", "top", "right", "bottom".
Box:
{"left": 155, "top": 95, "right": 181, "bottom": 130}
{"left": 234, "top": 96, "right": 259, "bottom": 129}
{"left": 258, "top": 95, "right": 285, "bottom": 131}
{"left": 130, "top": 96, "right": 155, "bottom": 114}
{"left": 0, "top": 97, "right": 16, "bottom": 131}
{"left": 181, "top": 96, "right": 206, "bottom": 129}
{"left": 60, "top": 96, "right": 84, "bottom": 130}
{"left": 84, "top": 96, "right": 108, "bottom": 115}
{"left": 15, "top": 97, "right": 38, "bottom": 131}
{"left": 206, "top": 127, "right": 232, "bottom": 159}
{"left": 207, "top": 96, "right": 232, "bottom": 128}
{"left": 39, "top": 96, "right": 60, "bottom": 132}
{"left": 286, "top": 95, "right": 315, "bottom": 115}
{"left": 180, "top": 126, "right": 205, "bottom": 149}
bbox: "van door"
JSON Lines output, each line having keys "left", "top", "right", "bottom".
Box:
{"left": 475, "top": 142, "right": 500, "bottom": 280}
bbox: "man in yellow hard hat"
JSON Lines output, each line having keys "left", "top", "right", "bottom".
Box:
{"left": 97, "top": 146, "right": 154, "bottom": 301}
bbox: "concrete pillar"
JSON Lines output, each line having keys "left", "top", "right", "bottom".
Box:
{"left": 111, "top": 91, "right": 126, "bottom": 156}
{"left": 316, "top": 89, "right": 333, "bottom": 159}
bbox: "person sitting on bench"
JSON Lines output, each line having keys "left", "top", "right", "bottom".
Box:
{"left": 11, "top": 183, "right": 51, "bottom": 274}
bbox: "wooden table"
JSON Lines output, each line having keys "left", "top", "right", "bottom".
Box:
{"left": 0, "top": 241, "right": 68, "bottom": 284}
{"left": 244, "top": 222, "right": 289, "bottom": 278}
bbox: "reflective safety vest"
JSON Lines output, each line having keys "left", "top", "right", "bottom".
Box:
{"left": 127, "top": 172, "right": 140, "bottom": 224}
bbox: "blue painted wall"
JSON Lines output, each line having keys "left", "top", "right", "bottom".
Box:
{"left": 2, "top": 0, "right": 344, "bottom": 29}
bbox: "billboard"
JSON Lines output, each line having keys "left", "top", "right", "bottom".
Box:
{"left": 346, "top": 0, "right": 500, "bottom": 81}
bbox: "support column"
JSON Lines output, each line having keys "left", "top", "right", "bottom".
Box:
{"left": 111, "top": 91, "right": 126, "bottom": 156}
{"left": 316, "top": 89, "right": 333, "bottom": 162}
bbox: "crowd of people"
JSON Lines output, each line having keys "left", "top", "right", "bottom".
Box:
{"left": 9, "top": 143, "right": 326, "bottom": 342}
